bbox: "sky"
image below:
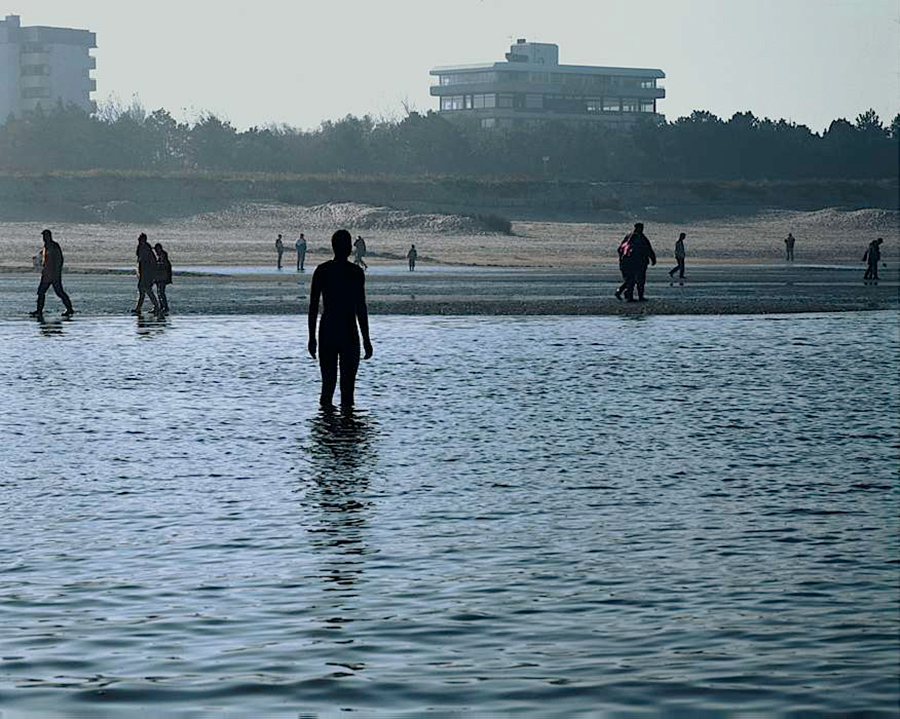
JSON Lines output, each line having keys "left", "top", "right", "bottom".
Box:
{"left": 11, "top": 0, "right": 900, "bottom": 132}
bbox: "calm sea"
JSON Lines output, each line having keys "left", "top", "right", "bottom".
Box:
{"left": 1, "top": 313, "right": 898, "bottom": 718}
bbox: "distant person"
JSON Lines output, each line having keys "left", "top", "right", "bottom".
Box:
{"left": 784, "top": 232, "right": 795, "bottom": 262}
{"left": 275, "top": 234, "right": 285, "bottom": 270}
{"left": 308, "top": 229, "right": 373, "bottom": 408}
{"left": 132, "top": 232, "right": 161, "bottom": 316}
{"left": 668, "top": 232, "right": 686, "bottom": 282}
{"left": 407, "top": 244, "right": 418, "bottom": 271}
{"left": 296, "top": 233, "right": 307, "bottom": 271}
{"left": 154, "top": 242, "right": 172, "bottom": 315}
{"left": 616, "top": 222, "right": 656, "bottom": 301}
{"left": 30, "top": 229, "right": 74, "bottom": 317}
{"left": 863, "top": 237, "right": 885, "bottom": 283}
{"left": 353, "top": 235, "right": 368, "bottom": 270}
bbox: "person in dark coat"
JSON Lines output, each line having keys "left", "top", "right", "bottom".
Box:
{"left": 863, "top": 238, "right": 884, "bottom": 283}
{"left": 31, "top": 229, "right": 74, "bottom": 317}
{"left": 616, "top": 222, "right": 656, "bottom": 301}
{"left": 154, "top": 242, "right": 173, "bottom": 314}
{"left": 132, "top": 233, "right": 161, "bottom": 315}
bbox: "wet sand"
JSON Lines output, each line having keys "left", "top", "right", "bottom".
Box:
{"left": 1, "top": 263, "right": 896, "bottom": 318}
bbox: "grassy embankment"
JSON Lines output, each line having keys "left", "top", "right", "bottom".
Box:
{"left": 0, "top": 171, "right": 896, "bottom": 225}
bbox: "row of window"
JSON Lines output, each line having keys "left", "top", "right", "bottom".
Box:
{"left": 20, "top": 64, "right": 50, "bottom": 76}
{"left": 440, "top": 94, "right": 656, "bottom": 114}
{"left": 21, "top": 87, "right": 51, "bottom": 99}
{"left": 437, "top": 72, "right": 658, "bottom": 89}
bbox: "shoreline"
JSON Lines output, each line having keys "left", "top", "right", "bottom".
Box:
{"left": 2, "top": 264, "right": 896, "bottom": 319}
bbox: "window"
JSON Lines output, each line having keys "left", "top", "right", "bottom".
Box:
{"left": 20, "top": 64, "right": 49, "bottom": 76}
{"left": 640, "top": 100, "right": 655, "bottom": 113}
{"left": 473, "top": 94, "right": 497, "bottom": 109}
{"left": 481, "top": 118, "right": 496, "bottom": 129}
{"left": 586, "top": 99, "right": 602, "bottom": 113}
{"left": 602, "top": 98, "right": 620, "bottom": 112}
{"left": 465, "top": 95, "right": 473, "bottom": 109}
{"left": 621, "top": 98, "right": 639, "bottom": 113}
{"left": 497, "top": 93, "right": 514, "bottom": 108}
{"left": 640, "top": 79, "right": 656, "bottom": 89}
{"left": 438, "top": 72, "right": 496, "bottom": 86}
{"left": 525, "top": 94, "right": 543, "bottom": 109}
{"left": 21, "top": 87, "right": 51, "bottom": 99}
{"left": 440, "top": 96, "right": 465, "bottom": 111}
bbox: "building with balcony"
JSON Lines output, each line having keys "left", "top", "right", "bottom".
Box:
{"left": 0, "top": 14, "right": 96, "bottom": 120}
{"left": 430, "top": 39, "right": 664, "bottom": 129}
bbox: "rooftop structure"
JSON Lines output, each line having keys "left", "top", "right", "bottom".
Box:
{"left": 0, "top": 14, "right": 96, "bottom": 120}
{"left": 430, "top": 39, "right": 665, "bottom": 128}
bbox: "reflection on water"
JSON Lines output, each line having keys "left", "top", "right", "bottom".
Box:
{"left": 300, "top": 408, "right": 378, "bottom": 602}
{"left": 37, "top": 316, "right": 65, "bottom": 336}
{"left": 0, "top": 313, "right": 897, "bottom": 718}
{"left": 135, "top": 314, "right": 168, "bottom": 337}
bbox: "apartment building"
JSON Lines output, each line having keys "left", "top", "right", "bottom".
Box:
{"left": 0, "top": 14, "right": 96, "bottom": 120}
{"left": 430, "top": 39, "right": 665, "bottom": 128}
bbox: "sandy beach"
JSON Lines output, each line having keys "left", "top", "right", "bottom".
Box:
{"left": 1, "top": 204, "right": 896, "bottom": 317}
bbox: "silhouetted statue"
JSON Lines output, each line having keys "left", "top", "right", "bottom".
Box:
{"left": 132, "top": 233, "right": 161, "bottom": 315}
{"left": 353, "top": 235, "right": 368, "bottom": 270}
{"left": 154, "top": 242, "right": 172, "bottom": 315}
{"left": 784, "top": 232, "right": 795, "bottom": 262}
{"left": 668, "top": 232, "right": 686, "bottom": 282}
{"left": 863, "top": 237, "right": 885, "bottom": 283}
{"left": 308, "top": 229, "right": 374, "bottom": 407}
{"left": 616, "top": 222, "right": 656, "bottom": 302}
{"left": 296, "top": 233, "right": 307, "bottom": 271}
{"left": 407, "top": 244, "right": 417, "bottom": 271}
{"left": 31, "top": 229, "right": 74, "bottom": 318}
{"left": 275, "top": 233, "right": 285, "bottom": 270}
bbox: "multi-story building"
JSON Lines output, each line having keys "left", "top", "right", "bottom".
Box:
{"left": 430, "top": 39, "right": 664, "bottom": 128}
{"left": 0, "top": 14, "right": 96, "bottom": 120}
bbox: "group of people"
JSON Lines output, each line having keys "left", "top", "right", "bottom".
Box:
{"left": 132, "top": 233, "right": 173, "bottom": 316}
{"left": 276, "top": 233, "right": 309, "bottom": 271}
{"left": 275, "top": 233, "right": 419, "bottom": 272}
{"left": 29, "top": 230, "right": 173, "bottom": 318}
{"left": 615, "top": 222, "right": 659, "bottom": 302}
{"left": 615, "top": 224, "right": 690, "bottom": 302}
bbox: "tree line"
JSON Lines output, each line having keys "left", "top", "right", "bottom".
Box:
{"left": 1, "top": 99, "right": 897, "bottom": 181}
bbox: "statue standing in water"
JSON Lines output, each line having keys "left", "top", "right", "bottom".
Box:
{"left": 308, "top": 229, "right": 373, "bottom": 407}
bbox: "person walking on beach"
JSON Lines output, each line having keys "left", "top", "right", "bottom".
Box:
{"left": 132, "top": 233, "right": 161, "bottom": 316}
{"left": 275, "top": 234, "right": 285, "bottom": 270}
{"left": 616, "top": 223, "right": 656, "bottom": 301}
{"left": 353, "top": 235, "right": 368, "bottom": 270}
{"left": 784, "top": 232, "right": 796, "bottom": 262}
{"left": 407, "top": 244, "right": 417, "bottom": 271}
{"left": 154, "top": 242, "right": 172, "bottom": 315}
{"left": 296, "top": 233, "right": 307, "bottom": 272}
{"left": 308, "top": 229, "right": 373, "bottom": 408}
{"left": 863, "top": 237, "right": 885, "bottom": 283}
{"left": 668, "top": 232, "right": 686, "bottom": 282}
{"left": 31, "top": 229, "right": 74, "bottom": 317}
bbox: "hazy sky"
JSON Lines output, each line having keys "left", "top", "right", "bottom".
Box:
{"left": 14, "top": 0, "right": 900, "bottom": 132}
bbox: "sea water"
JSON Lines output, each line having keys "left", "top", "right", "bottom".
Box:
{"left": 0, "top": 313, "right": 897, "bottom": 718}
